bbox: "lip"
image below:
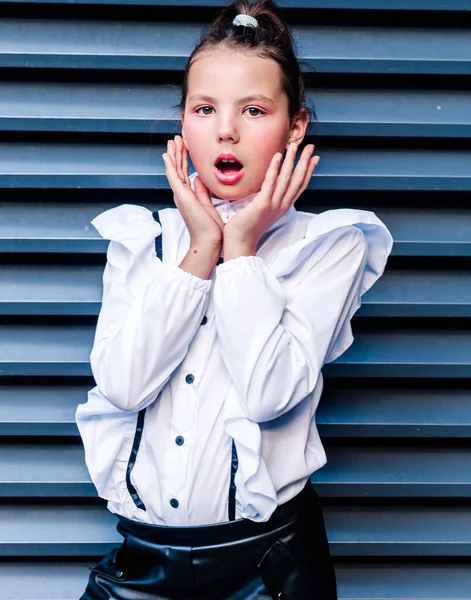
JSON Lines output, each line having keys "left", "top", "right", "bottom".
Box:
{"left": 214, "top": 153, "right": 244, "bottom": 185}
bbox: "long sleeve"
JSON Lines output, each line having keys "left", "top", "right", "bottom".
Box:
{"left": 214, "top": 226, "right": 367, "bottom": 423}
{"left": 90, "top": 205, "right": 212, "bottom": 412}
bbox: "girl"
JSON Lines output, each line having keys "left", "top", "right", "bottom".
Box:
{"left": 76, "top": 1, "right": 393, "bottom": 598}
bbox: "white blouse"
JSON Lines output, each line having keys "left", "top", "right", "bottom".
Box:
{"left": 76, "top": 174, "right": 393, "bottom": 526}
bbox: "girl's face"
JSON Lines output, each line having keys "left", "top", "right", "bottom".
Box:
{"left": 181, "top": 46, "right": 307, "bottom": 201}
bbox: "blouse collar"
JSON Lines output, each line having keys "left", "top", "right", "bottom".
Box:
{"left": 189, "top": 172, "right": 296, "bottom": 233}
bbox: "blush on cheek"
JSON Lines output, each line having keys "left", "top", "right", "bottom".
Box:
{"left": 183, "top": 131, "right": 208, "bottom": 171}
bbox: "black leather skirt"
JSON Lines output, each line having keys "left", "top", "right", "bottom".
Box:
{"left": 80, "top": 482, "right": 337, "bottom": 600}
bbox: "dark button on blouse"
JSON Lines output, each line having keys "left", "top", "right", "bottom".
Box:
{"left": 201, "top": 316, "right": 208, "bottom": 326}
{"left": 175, "top": 436, "right": 184, "bottom": 446}
{"left": 170, "top": 498, "right": 179, "bottom": 509}
{"left": 185, "top": 374, "right": 195, "bottom": 384}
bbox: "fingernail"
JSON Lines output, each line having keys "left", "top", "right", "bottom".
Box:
{"left": 309, "top": 144, "right": 315, "bottom": 153}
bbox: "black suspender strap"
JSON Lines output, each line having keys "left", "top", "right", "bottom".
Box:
{"left": 152, "top": 211, "right": 163, "bottom": 259}
{"left": 125, "top": 408, "right": 147, "bottom": 510}
{"left": 228, "top": 440, "right": 239, "bottom": 521}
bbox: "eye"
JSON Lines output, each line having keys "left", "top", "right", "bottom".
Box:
{"left": 244, "top": 107, "right": 265, "bottom": 117}
{"left": 196, "top": 106, "right": 214, "bottom": 116}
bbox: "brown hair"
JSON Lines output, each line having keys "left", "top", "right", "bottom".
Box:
{"left": 179, "top": 0, "right": 307, "bottom": 122}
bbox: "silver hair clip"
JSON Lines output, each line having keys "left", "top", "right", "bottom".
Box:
{"left": 232, "top": 14, "right": 258, "bottom": 29}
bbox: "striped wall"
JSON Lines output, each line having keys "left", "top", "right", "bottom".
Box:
{"left": 1, "top": 0, "right": 471, "bottom": 597}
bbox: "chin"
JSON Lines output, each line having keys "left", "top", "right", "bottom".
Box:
{"left": 216, "top": 190, "right": 248, "bottom": 202}
{"left": 210, "top": 181, "right": 259, "bottom": 202}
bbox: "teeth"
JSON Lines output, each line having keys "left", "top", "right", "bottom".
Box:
{"left": 221, "top": 159, "right": 236, "bottom": 163}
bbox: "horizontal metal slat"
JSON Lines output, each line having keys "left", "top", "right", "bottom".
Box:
{"left": 1, "top": 84, "right": 470, "bottom": 139}
{"left": 3, "top": 266, "right": 471, "bottom": 318}
{"left": 313, "top": 445, "right": 471, "bottom": 497}
{"left": 1, "top": 503, "right": 470, "bottom": 557}
{"left": 1, "top": 562, "right": 471, "bottom": 600}
{"left": 336, "top": 564, "right": 471, "bottom": 599}
{"left": 0, "top": 386, "right": 86, "bottom": 436}
{"left": 0, "top": 20, "right": 470, "bottom": 74}
{"left": 317, "top": 388, "right": 471, "bottom": 437}
{"left": 0, "top": 505, "right": 119, "bottom": 556}
{"left": 1, "top": 326, "right": 471, "bottom": 377}
{"left": 0, "top": 561, "right": 92, "bottom": 600}
{"left": 375, "top": 208, "right": 471, "bottom": 257}
{"left": 0, "top": 82, "right": 181, "bottom": 136}
{"left": 0, "top": 144, "right": 470, "bottom": 190}
{"left": 0, "top": 563, "right": 470, "bottom": 600}
{"left": 1, "top": 204, "right": 470, "bottom": 257}
{"left": 358, "top": 270, "right": 471, "bottom": 317}
{"left": 1, "top": 386, "right": 470, "bottom": 438}
{"left": 2, "top": 386, "right": 471, "bottom": 438}
{"left": 325, "top": 329, "right": 471, "bottom": 378}
{"left": 0, "top": 265, "right": 102, "bottom": 316}
{"left": 2, "top": 0, "right": 471, "bottom": 8}
{"left": 0, "top": 202, "right": 113, "bottom": 254}
{"left": 0, "top": 444, "right": 92, "bottom": 496}
{"left": 325, "top": 506, "right": 471, "bottom": 556}
{"left": 0, "top": 326, "right": 93, "bottom": 376}
{"left": 4, "top": 443, "right": 471, "bottom": 498}
{"left": 313, "top": 88, "right": 471, "bottom": 138}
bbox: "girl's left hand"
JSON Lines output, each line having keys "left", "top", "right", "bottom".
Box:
{"left": 223, "top": 143, "right": 319, "bottom": 258}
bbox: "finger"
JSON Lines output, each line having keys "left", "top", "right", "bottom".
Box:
{"left": 167, "top": 139, "right": 177, "bottom": 167}
{"left": 292, "top": 155, "right": 319, "bottom": 205}
{"left": 175, "top": 136, "right": 185, "bottom": 183}
{"left": 163, "top": 152, "right": 188, "bottom": 200}
{"left": 182, "top": 141, "right": 190, "bottom": 187}
{"left": 258, "top": 153, "right": 283, "bottom": 204}
{"left": 194, "top": 175, "right": 211, "bottom": 206}
{"left": 282, "top": 145, "right": 315, "bottom": 209}
{"left": 194, "top": 176, "right": 224, "bottom": 229}
{"left": 271, "top": 142, "right": 298, "bottom": 206}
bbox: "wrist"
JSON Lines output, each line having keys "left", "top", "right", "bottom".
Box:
{"left": 190, "top": 236, "right": 221, "bottom": 254}
{"left": 190, "top": 240, "right": 221, "bottom": 261}
{"left": 223, "top": 237, "right": 257, "bottom": 262}
{"left": 179, "top": 242, "right": 221, "bottom": 280}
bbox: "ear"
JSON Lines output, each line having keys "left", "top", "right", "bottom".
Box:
{"left": 181, "top": 110, "right": 189, "bottom": 150}
{"left": 286, "top": 108, "right": 309, "bottom": 149}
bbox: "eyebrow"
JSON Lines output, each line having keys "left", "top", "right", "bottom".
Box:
{"left": 188, "top": 94, "right": 276, "bottom": 107}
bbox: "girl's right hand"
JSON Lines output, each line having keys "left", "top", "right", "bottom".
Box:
{"left": 163, "top": 136, "right": 224, "bottom": 250}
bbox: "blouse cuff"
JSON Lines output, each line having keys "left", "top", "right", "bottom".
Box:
{"left": 166, "top": 264, "right": 213, "bottom": 294}
{"left": 217, "top": 255, "right": 266, "bottom": 276}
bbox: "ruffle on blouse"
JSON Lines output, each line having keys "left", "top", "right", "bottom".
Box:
{"left": 291, "top": 209, "right": 393, "bottom": 363}
{"left": 223, "top": 209, "right": 392, "bottom": 522}
{"left": 224, "top": 385, "right": 278, "bottom": 521}
{"left": 76, "top": 388, "right": 154, "bottom": 523}
{"left": 269, "top": 208, "right": 392, "bottom": 294}
{"left": 91, "top": 203, "right": 162, "bottom": 256}
{"left": 76, "top": 205, "right": 164, "bottom": 521}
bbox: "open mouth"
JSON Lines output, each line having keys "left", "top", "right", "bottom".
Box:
{"left": 214, "top": 154, "right": 245, "bottom": 184}
{"left": 215, "top": 158, "right": 244, "bottom": 174}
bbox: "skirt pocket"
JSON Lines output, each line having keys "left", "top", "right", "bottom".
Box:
{"left": 89, "top": 548, "right": 127, "bottom": 582}
{"left": 257, "top": 537, "right": 315, "bottom": 600}
{"left": 257, "top": 512, "right": 338, "bottom": 600}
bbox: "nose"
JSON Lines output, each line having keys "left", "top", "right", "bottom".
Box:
{"left": 216, "top": 112, "right": 239, "bottom": 143}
